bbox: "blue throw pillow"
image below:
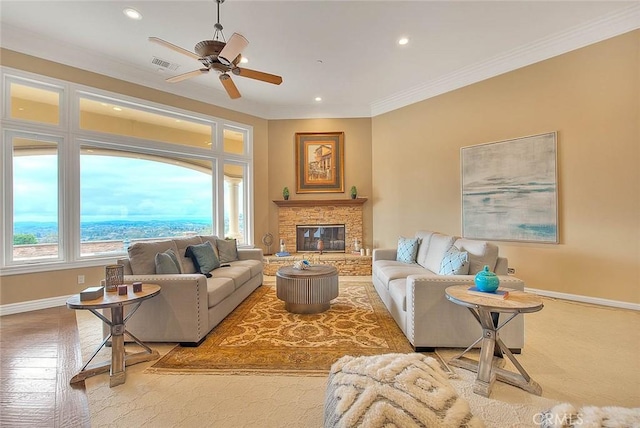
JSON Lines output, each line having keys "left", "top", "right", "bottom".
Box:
{"left": 439, "top": 246, "right": 470, "bottom": 275}
{"left": 185, "top": 241, "right": 220, "bottom": 277}
{"left": 396, "top": 237, "right": 420, "bottom": 264}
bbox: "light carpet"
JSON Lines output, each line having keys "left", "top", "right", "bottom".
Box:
{"left": 147, "top": 282, "right": 413, "bottom": 376}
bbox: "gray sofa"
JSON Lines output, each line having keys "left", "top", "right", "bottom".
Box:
{"left": 372, "top": 230, "right": 525, "bottom": 351}
{"left": 112, "top": 235, "right": 263, "bottom": 346}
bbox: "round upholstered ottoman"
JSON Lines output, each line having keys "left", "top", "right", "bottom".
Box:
{"left": 324, "top": 353, "right": 482, "bottom": 428}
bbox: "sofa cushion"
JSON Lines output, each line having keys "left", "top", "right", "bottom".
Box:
{"left": 217, "top": 238, "right": 239, "bottom": 263}
{"left": 172, "top": 236, "right": 204, "bottom": 274}
{"left": 210, "top": 265, "right": 252, "bottom": 289}
{"left": 230, "top": 259, "right": 263, "bottom": 277}
{"left": 396, "top": 237, "right": 420, "bottom": 264}
{"left": 454, "top": 238, "right": 499, "bottom": 274}
{"left": 388, "top": 279, "right": 407, "bottom": 312}
{"left": 414, "top": 230, "right": 435, "bottom": 268}
{"left": 439, "top": 246, "right": 470, "bottom": 275}
{"left": 128, "top": 240, "right": 179, "bottom": 275}
{"left": 206, "top": 277, "right": 236, "bottom": 308}
{"left": 374, "top": 261, "right": 431, "bottom": 290}
{"left": 155, "top": 249, "right": 182, "bottom": 274}
{"left": 422, "top": 233, "right": 456, "bottom": 273}
{"left": 185, "top": 241, "right": 220, "bottom": 276}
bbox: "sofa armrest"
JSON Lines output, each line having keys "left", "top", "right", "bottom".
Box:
{"left": 106, "top": 274, "right": 210, "bottom": 344}
{"left": 405, "top": 274, "right": 526, "bottom": 349}
{"left": 238, "top": 248, "right": 263, "bottom": 261}
{"left": 373, "top": 248, "right": 397, "bottom": 262}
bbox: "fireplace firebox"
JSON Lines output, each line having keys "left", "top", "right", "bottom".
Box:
{"left": 296, "top": 224, "right": 345, "bottom": 253}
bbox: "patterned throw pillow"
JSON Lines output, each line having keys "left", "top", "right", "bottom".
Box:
{"left": 396, "top": 237, "right": 420, "bottom": 264}
{"left": 439, "top": 246, "right": 470, "bottom": 275}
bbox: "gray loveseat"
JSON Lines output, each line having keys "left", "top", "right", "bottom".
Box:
{"left": 372, "top": 230, "right": 525, "bottom": 351}
{"left": 113, "top": 235, "right": 263, "bottom": 346}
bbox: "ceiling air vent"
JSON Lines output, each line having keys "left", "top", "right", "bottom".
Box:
{"left": 151, "top": 56, "right": 180, "bottom": 71}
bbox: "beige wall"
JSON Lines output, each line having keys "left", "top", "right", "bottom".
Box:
{"left": 267, "top": 119, "right": 373, "bottom": 250}
{"left": 2, "top": 31, "right": 639, "bottom": 306}
{"left": 0, "top": 49, "right": 270, "bottom": 305}
{"left": 372, "top": 31, "right": 639, "bottom": 303}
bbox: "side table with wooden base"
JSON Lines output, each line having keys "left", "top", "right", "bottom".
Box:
{"left": 445, "top": 285, "right": 543, "bottom": 398}
{"left": 66, "top": 283, "right": 161, "bottom": 387}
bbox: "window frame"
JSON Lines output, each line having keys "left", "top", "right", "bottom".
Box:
{"left": 1, "top": 67, "right": 255, "bottom": 276}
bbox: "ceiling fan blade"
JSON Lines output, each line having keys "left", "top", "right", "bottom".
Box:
{"left": 232, "top": 67, "right": 283, "bottom": 85}
{"left": 219, "top": 74, "right": 241, "bottom": 99}
{"left": 166, "top": 68, "right": 209, "bottom": 83}
{"left": 218, "top": 33, "right": 249, "bottom": 66}
{"left": 149, "top": 37, "right": 200, "bottom": 60}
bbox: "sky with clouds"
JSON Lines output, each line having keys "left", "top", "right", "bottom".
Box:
{"left": 14, "top": 155, "right": 213, "bottom": 223}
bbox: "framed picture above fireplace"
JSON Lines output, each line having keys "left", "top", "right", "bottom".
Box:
{"left": 295, "top": 132, "right": 344, "bottom": 193}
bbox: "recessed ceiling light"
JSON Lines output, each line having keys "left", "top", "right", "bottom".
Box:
{"left": 240, "top": 57, "right": 248, "bottom": 64}
{"left": 123, "top": 8, "right": 142, "bottom": 20}
{"left": 315, "top": 97, "right": 322, "bottom": 102}
{"left": 398, "top": 37, "right": 409, "bottom": 46}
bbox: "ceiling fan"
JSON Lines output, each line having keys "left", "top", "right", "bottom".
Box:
{"left": 149, "top": 0, "right": 282, "bottom": 99}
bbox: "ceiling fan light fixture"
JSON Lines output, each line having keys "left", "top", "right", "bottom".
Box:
{"left": 123, "top": 8, "right": 142, "bottom": 20}
{"left": 218, "top": 33, "right": 249, "bottom": 66}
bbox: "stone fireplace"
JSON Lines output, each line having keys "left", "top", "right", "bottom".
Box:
{"left": 296, "top": 224, "right": 345, "bottom": 253}
{"left": 273, "top": 198, "right": 365, "bottom": 254}
{"left": 264, "top": 198, "right": 371, "bottom": 276}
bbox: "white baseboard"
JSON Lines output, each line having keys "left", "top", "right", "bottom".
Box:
{"left": 525, "top": 287, "right": 640, "bottom": 311}
{"left": 0, "top": 295, "right": 74, "bottom": 316}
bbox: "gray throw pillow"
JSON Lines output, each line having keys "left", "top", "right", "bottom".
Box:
{"left": 185, "top": 241, "right": 220, "bottom": 276}
{"left": 216, "top": 238, "right": 238, "bottom": 263}
{"left": 155, "top": 249, "right": 182, "bottom": 274}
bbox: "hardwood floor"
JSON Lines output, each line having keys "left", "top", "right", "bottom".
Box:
{"left": 0, "top": 306, "right": 90, "bottom": 427}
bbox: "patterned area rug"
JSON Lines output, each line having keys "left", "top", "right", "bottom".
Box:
{"left": 147, "top": 282, "right": 414, "bottom": 376}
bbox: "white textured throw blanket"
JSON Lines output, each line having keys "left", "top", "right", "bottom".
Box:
{"left": 540, "top": 403, "right": 640, "bottom": 428}
{"left": 324, "top": 353, "right": 483, "bottom": 427}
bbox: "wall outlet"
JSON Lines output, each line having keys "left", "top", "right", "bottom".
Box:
{"left": 507, "top": 268, "right": 516, "bottom": 275}
{"left": 77, "top": 275, "right": 85, "bottom": 284}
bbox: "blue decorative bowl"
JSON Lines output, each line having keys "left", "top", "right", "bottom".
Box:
{"left": 474, "top": 265, "right": 500, "bottom": 292}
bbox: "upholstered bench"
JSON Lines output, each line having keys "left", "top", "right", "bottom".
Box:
{"left": 324, "top": 353, "right": 483, "bottom": 428}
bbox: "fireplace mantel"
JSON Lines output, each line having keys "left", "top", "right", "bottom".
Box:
{"left": 273, "top": 198, "right": 367, "bottom": 207}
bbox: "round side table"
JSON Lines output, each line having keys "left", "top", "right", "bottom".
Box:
{"left": 66, "top": 283, "right": 161, "bottom": 387}
{"left": 445, "top": 284, "right": 543, "bottom": 397}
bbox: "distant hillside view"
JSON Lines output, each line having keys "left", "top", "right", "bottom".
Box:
{"left": 14, "top": 219, "right": 215, "bottom": 244}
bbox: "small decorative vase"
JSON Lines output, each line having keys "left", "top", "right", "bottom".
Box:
{"left": 317, "top": 240, "right": 324, "bottom": 254}
{"left": 474, "top": 265, "right": 500, "bottom": 292}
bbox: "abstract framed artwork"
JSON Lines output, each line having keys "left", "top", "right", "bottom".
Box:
{"left": 295, "top": 132, "right": 345, "bottom": 193}
{"left": 461, "top": 132, "right": 558, "bottom": 243}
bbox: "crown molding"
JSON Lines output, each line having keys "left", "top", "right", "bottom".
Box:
{"left": 370, "top": 4, "right": 640, "bottom": 117}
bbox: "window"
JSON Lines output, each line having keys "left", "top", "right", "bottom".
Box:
{"left": 9, "top": 133, "right": 62, "bottom": 263}
{"left": 8, "top": 79, "right": 62, "bottom": 125}
{"left": 79, "top": 145, "right": 214, "bottom": 258}
{"left": 1, "top": 69, "right": 254, "bottom": 274}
